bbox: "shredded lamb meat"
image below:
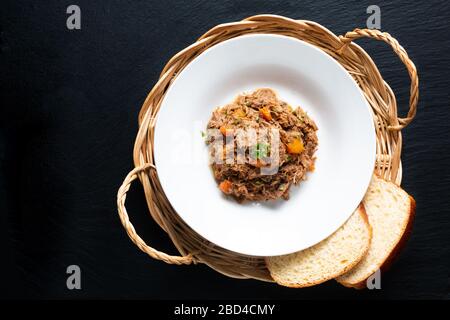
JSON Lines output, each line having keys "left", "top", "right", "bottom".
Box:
{"left": 206, "top": 88, "right": 318, "bottom": 202}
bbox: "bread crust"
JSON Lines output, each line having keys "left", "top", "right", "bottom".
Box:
{"left": 266, "top": 205, "right": 372, "bottom": 288}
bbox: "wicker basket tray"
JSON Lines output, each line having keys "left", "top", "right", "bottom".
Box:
{"left": 117, "top": 15, "right": 418, "bottom": 282}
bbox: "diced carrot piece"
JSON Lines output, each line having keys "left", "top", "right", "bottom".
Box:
{"left": 219, "top": 180, "right": 232, "bottom": 194}
{"left": 219, "top": 126, "right": 232, "bottom": 136}
{"left": 254, "top": 159, "right": 266, "bottom": 168}
{"left": 287, "top": 138, "right": 304, "bottom": 154}
{"left": 259, "top": 107, "right": 272, "bottom": 121}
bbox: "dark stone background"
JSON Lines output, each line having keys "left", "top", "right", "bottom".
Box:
{"left": 1, "top": 0, "right": 449, "bottom": 299}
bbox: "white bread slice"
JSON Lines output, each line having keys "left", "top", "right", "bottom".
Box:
{"left": 336, "top": 175, "right": 416, "bottom": 289}
{"left": 266, "top": 205, "right": 371, "bottom": 288}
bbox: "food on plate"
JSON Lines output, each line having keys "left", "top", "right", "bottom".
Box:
{"left": 336, "top": 175, "right": 416, "bottom": 288}
{"left": 205, "top": 88, "right": 318, "bottom": 202}
{"left": 266, "top": 205, "right": 371, "bottom": 288}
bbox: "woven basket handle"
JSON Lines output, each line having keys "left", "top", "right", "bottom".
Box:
{"left": 117, "top": 164, "right": 193, "bottom": 265}
{"left": 339, "top": 28, "right": 419, "bottom": 130}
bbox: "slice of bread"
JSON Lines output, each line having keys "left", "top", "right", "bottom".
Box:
{"left": 336, "top": 175, "right": 416, "bottom": 289}
{"left": 266, "top": 205, "right": 371, "bottom": 288}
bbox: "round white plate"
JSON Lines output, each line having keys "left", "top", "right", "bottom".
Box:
{"left": 154, "top": 34, "right": 375, "bottom": 256}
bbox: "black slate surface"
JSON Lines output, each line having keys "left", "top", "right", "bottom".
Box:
{"left": 1, "top": 0, "right": 449, "bottom": 299}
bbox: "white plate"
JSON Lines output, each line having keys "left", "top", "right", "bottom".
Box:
{"left": 154, "top": 34, "right": 375, "bottom": 256}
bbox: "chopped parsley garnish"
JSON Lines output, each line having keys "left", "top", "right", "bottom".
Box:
{"left": 252, "top": 143, "right": 269, "bottom": 159}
